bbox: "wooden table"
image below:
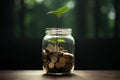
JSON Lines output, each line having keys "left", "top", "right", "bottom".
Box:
{"left": 0, "top": 70, "right": 120, "bottom": 80}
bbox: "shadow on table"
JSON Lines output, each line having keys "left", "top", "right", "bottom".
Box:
{"left": 42, "top": 73, "right": 85, "bottom": 80}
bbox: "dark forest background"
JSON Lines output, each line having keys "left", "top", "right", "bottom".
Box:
{"left": 0, "top": 0, "right": 120, "bottom": 70}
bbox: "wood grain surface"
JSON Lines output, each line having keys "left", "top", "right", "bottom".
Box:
{"left": 0, "top": 70, "right": 120, "bottom": 80}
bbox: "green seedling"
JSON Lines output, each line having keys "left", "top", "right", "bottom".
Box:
{"left": 47, "top": 6, "right": 69, "bottom": 48}
{"left": 48, "top": 39, "right": 65, "bottom": 46}
{"left": 47, "top": 6, "right": 69, "bottom": 28}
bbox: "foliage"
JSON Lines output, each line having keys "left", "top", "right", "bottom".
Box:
{"left": 47, "top": 6, "right": 69, "bottom": 18}
{"left": 48, "top": 39, "right": 65, "bottom": 46}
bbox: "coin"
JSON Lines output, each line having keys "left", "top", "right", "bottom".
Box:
{"left": 55, "top": 62, "right": 65, "bottom": 68}
{"left": 54, "top": 46, "right": 60, "bottom": 52}
{"left": 51, "top": 56, "right": 57, "bottom": 63}
{"left": 59, "top": 57, "right": 66, "bottom": 63}
{"left": 64, "top": 55, "right": 70, "bottom": 63}
{"left": 47, "top": 44, "right": 55, "bottom": 52}
{"left": 59, "top": 47, "right": 64, "bottom": 51}
{"left": 64, "top": 63, "right": 73, "bottom": 71}
{"left": 63, "top": 52, "right": 74, "bottom": 63}
{"left": 48, "top": 62, "right": 54, "bottom": 69}
{"left": 59, "top": 62, "right": 65, "bottom": 67}
{"left": 55, "top": 62, "right": 61, "bottom": 69}
{"left": 45, "top": 48, "right": 50, "bottom": 53}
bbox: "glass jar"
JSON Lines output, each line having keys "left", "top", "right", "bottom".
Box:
{"left": 42, "top": 28, "right": 75, "bottom": 75}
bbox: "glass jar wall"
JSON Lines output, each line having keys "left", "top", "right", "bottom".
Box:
{"left": 42, "top": 28, "right": 75, "bottom": 75}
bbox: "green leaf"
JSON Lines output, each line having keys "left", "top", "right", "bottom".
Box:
{"left": 47, "top": 11, "right": 59, "bottom": 15}
{"left": 48, "top": 39, "right": 57, "bottom": 44}
{"left": 48, "top": 39, "right": 65, "bottom": 45}
{"left": 47, "top": 6, "right": 69, "bottom": 17}
{"left": 57, "top": 39, "right": 65, "bottom": 43}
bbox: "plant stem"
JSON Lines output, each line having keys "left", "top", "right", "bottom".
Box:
{"left": 56, "top": 17, "right": 60, "bottom": 28}
{"left": 56, "top": 17, "right": 60, "bottom": 51}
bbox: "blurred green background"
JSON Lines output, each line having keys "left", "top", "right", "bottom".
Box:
{"left": 11, "top": 0, "right": 120, "bottom": 39}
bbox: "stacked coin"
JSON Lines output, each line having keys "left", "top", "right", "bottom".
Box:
{"left": 42, "top": 48, "right": 74, "bottom": 73}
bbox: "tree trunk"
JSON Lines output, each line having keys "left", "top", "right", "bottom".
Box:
{"left": 20, "top": 0, "right": 25, "bottom": 38}
{"left": 75, "top": 0, "right": 86, "bottom": 39}
{"left": 1, "top": 0, "right": 15, "bottom": 41}
{"left": 114, "top": 0, "right": 120, "bottom": 38}
{"left": 94, "top": 0, "right": 101, "bottom": 39}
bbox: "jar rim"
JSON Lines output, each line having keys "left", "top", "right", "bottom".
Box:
{"left": 45, "top": 28, "right": 72, "bottom": 34}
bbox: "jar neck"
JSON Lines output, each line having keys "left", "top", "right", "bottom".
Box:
{"left": 45, "top": 28, "right": 72, "bottom": 35}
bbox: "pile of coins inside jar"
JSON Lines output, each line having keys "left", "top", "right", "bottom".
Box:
{"left": 42, "top": 44, "right": 74, "bottom": 73}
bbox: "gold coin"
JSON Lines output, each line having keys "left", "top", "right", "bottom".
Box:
{"left": 59, "top": 62, "right": 65, "bottom": 67}
{"left": 51, "top": 56, "right": 57, "bottom": 63}
{"left": 48, "top": 62, "right": 54, "bottom": 69}
{"left": 55, "top": 62, "right": 65, "bottom": 68}
{"left": 59, "top": 47, "right": 64, "bottom": 51}
{"left": 63, "top": 53, "right": 74, "bottom": 63}
{"left": 64, "top": 55, "right": 70, "bottom": 63}
{"left": 64, "top": 63, "right": 73, "bottom": 71}
{"left": 55, "top": 62, "right": 61, "bottom": 69}
{"left": 47, "top": 44, "right": 55, "bottom": 52}
{"left": 45, "top": 49, "right": 49, "bottom": 53}
{"left": 59, "top": 57, "right": 66, "bottom": 63}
